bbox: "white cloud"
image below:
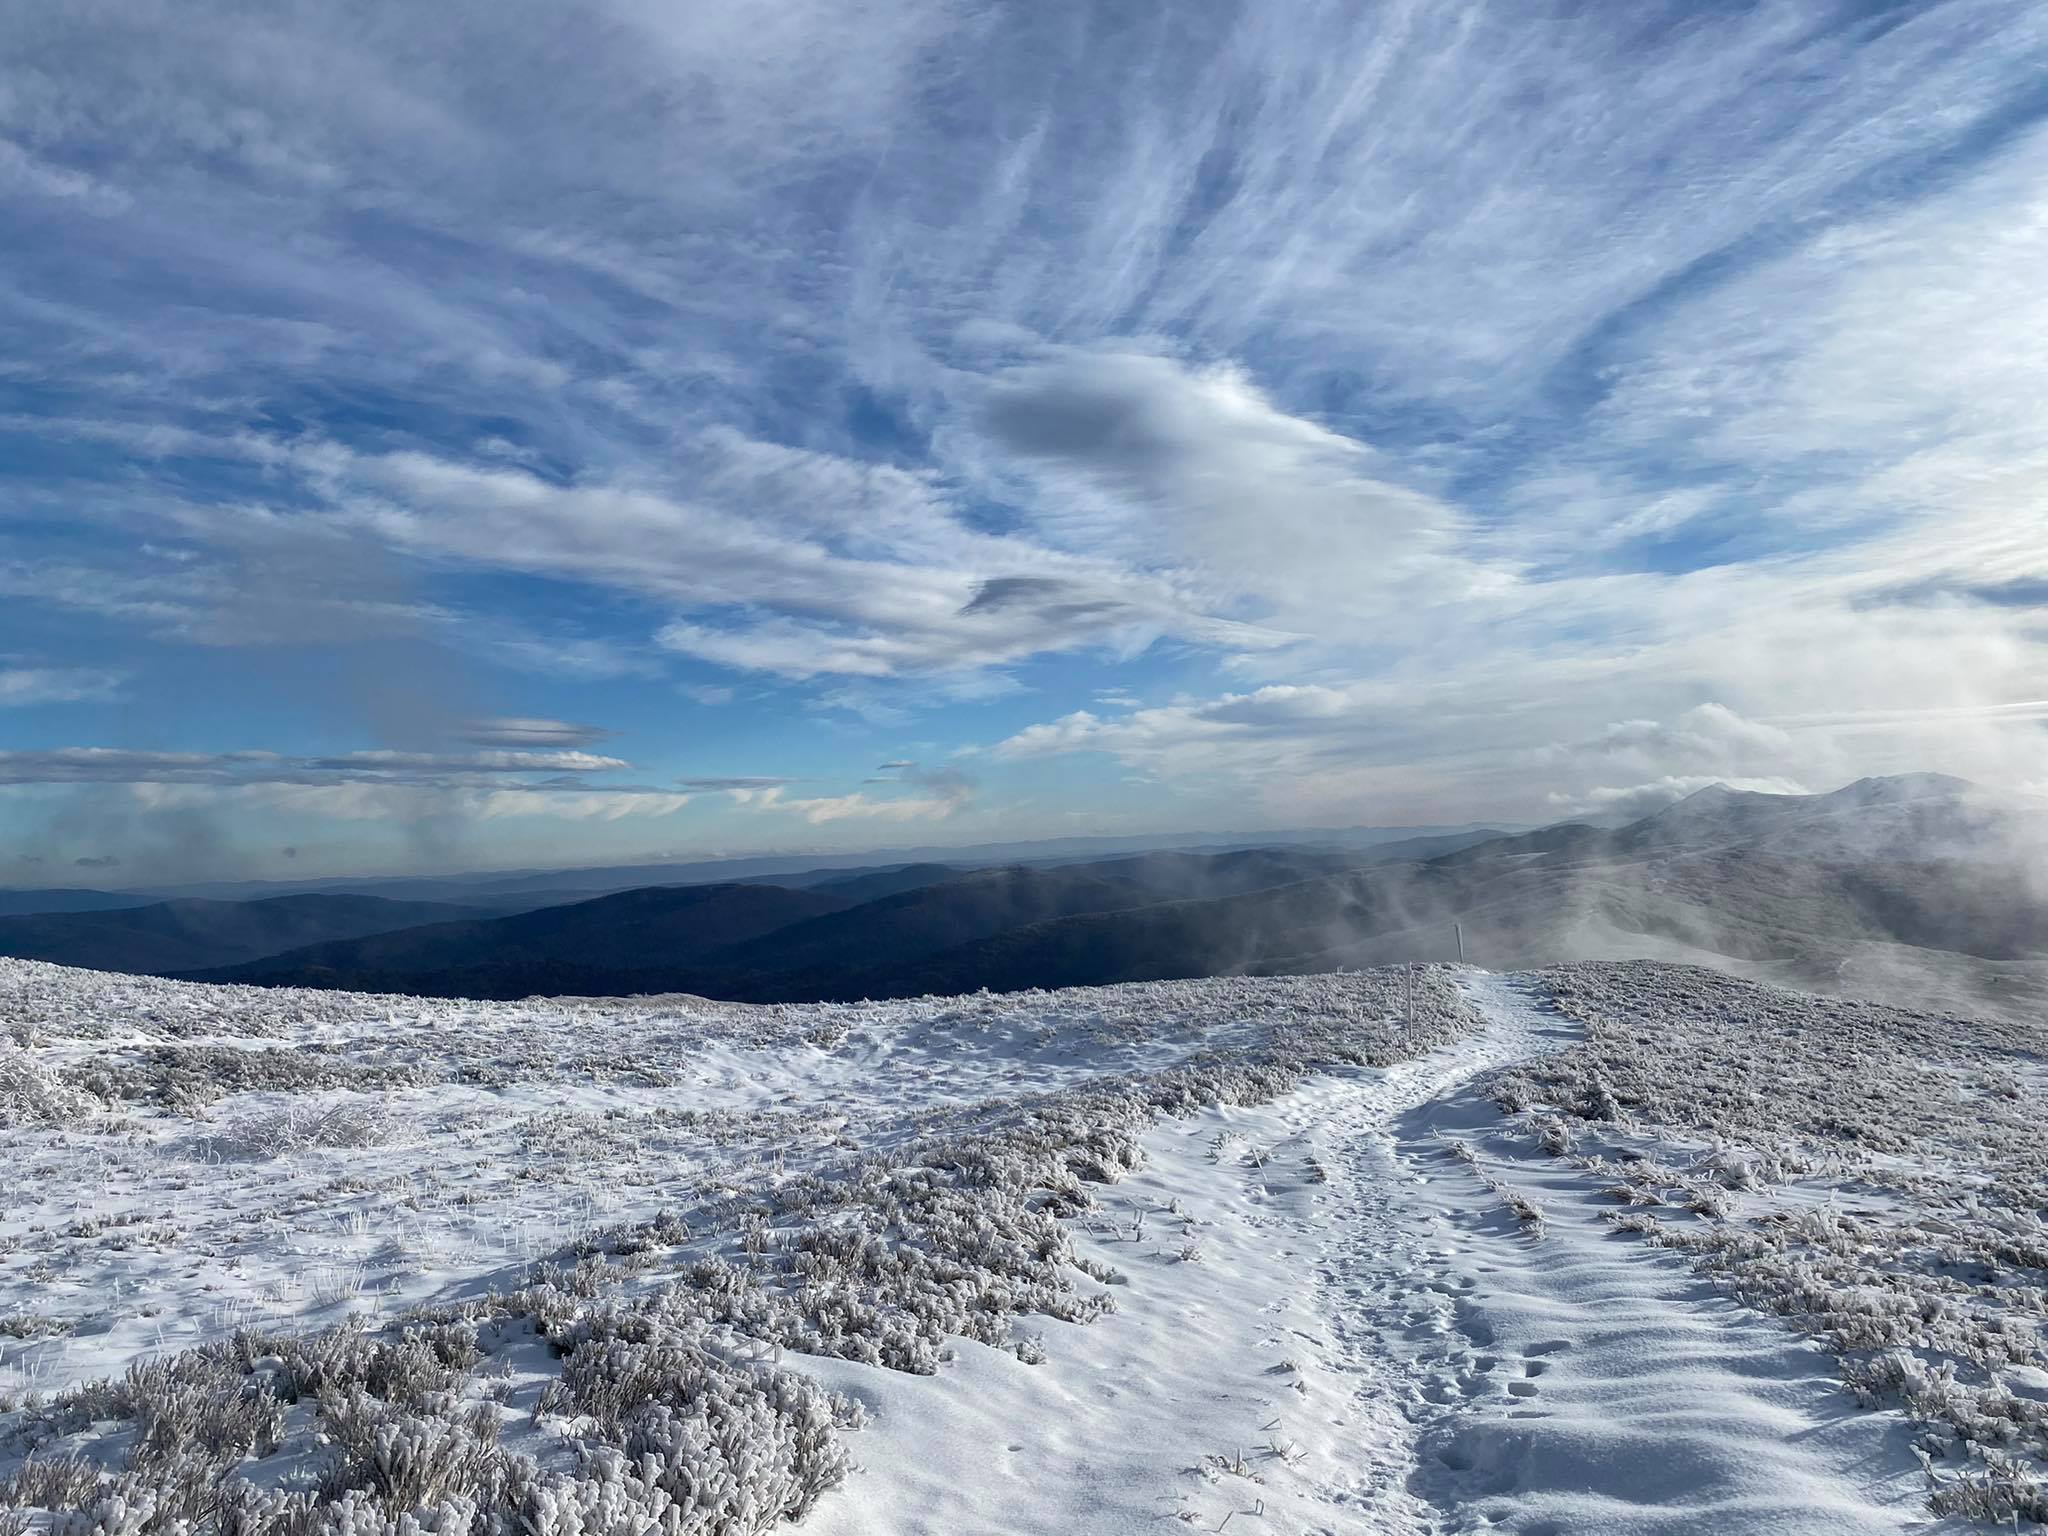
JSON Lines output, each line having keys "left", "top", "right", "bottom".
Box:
{"left": 730, "top": 787, "right": 969, "bottom": 826}
{"left": 0, "top": 139, "right": 129, "bottom": 211}
{"left": 974, "top": 344, "right": 1472, "bottom": 638}
{"left": 728, "top": 762, "right": 973, "bottom": 825}
{"left": 998, "top": 684, "right": 1367, "bottom": 766}
{"left": 0, "top": 666, "right": 127, "bottom": 706}
{"left": 262, "top": 433, "right": 1284, "bottom": 681}
{"left": 121, "top": 780, "right": 693, "bottom": 824}
{"left": 0, "top": 745, "right": 639, "bottom": 791}
{"left": 995, "top": 670, "right": 2048, "bottom": 829}
{"left": 312, "top": 748, "right": 631, "bottom": 774}
{"left": 1545, "top": 705, "right": 1800, "bottom": 780}
{"left": 472, "top": 789, "right": 693, "bottom": 821}
{"left": 462, "top": 717, "right": 612, "bottom": 749}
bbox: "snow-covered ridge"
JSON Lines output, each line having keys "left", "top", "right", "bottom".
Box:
{"left": 0, "top": 959, "right": 1473, "bottom": 1533}
{"left": 2, "top": 958, "right": 2042, "bottom": 1532}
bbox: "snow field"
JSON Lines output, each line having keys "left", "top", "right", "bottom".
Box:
{"left": 1374, "top": 976, "right": 1942, "bottom": 1533}
{"left": 798, "top": 968, "right": 1971, "bottom": 1533}
{"left": 0, "top": 959, "right": 1475, "bottom": 1532}
{"left": 802, "top": 1095, "right": 1352, "bottom": 1535}
{"left": 1490, "top": 963, "right": 2048, "bottom": 1526}
{"left": 1, "top": 955, "right": 2038, "bottom": 1532}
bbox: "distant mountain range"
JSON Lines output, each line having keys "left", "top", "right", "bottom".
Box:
{"left": 0, "top": 894, "right": 498, "bottom": 975}
{"left": 4, "top": 776, "right": 2043, "bottom": 1020}
{"left": 3, "top": 821, "right": 1511, "bottom": 910}
{"left": 0, "top": 888, "right": 160, "bottom": 918}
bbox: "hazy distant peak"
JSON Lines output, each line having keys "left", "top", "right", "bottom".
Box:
{"left": 1657, "top": 772, "right": 1981, "bottom": 822}
{"left": 1609, "top": 770, "right": 2024, "bottom": 866}
{"left": 1638, "top": 782, "right": 1777, "bottom": 824}
{"left": 1823, "top": 772, "right": 1979, "bottom": 805}
{"left": 1666, "top": 782, "right": 1748, "bottom": 806}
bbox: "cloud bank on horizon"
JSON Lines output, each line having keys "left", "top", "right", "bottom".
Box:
{"left": 4, "top": 0, "right": 2048, "bottom": 878}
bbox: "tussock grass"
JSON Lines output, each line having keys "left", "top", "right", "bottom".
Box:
{"left": 0, "top": 1042, "right": 94, "bottom": 1129}
{"left": 66, "top": 1045, "right": 429, "bottom": 1113}
{"left": 202, "top": 1096, "right": 406, "bottom": 1160}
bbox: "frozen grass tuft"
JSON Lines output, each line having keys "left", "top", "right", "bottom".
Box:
{"left": 0, "top": 1041, "right": 94, "bottom": 1128}
{"left": 0, "top": 1312, "right": 75, "bottom": 1340}
{"left": 201, "top": 1094, "right": 407, "bottom": 1159}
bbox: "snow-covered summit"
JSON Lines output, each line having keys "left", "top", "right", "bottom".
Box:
{"left": 0, "top": 958, "right": 2040, "bottom": 1532}
{"left": 1619, "top": 769, "right": 2028, "bottom": 865}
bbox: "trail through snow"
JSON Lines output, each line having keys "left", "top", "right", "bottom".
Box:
{"left": 1300, "top": 969, "right": 1569, "bottom": 1528}
{"left": 1299, "top": 970, "right": 1941, "bottom": 1533}
{"left": 811, "top": 970, "right": 1949, "bottom": 1534}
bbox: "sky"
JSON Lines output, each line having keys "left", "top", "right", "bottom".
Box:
{"left": 5, "top": 0, "right": 2048, "bottom": 883}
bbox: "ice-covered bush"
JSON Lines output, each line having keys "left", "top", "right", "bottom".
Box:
{"left": 201, "top": 1094, "right": 407, "bottom": 1159}
{"left": 0, "top": 1041, "right": 94, "bottom": 1128}
{"left": 9, "top": 1310, "right": 861, "bottom": 1536}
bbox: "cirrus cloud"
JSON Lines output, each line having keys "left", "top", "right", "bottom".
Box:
{"left": 7, "top": 1, "right": 2048, "bottom": 870}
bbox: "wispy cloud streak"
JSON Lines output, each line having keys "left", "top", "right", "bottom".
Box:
{"left": 5, "top": 1, "right": 2048, "bottom": 865}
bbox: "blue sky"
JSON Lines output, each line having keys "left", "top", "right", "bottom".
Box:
{"left": 5, "top": 0, "right": 2048, "bottom": 881}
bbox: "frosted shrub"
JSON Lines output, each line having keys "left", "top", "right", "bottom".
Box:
{"left": 317, "top": 1392, "right": 504, "bottom": 1511}
{"left": 0, "top": 1041, "right": 93, "bottom": 1128}
{"left": 14, "top": 1314, "right": 859, "bottom": 1536}
{"left": 125, "top": 1354, "right": 289, "bottom": 1476}
{"left": 499, "top": 1450, "right": 680, "bottom": 1536}
{"left": 202, "top": 1094, "right": 405, "bottom": 1159}
{"left": 547, "top": 1321, "right": 854, "bottom": 1526}
{"left": 15, "top": 1352, "right": 292, "bottom": 1532}
{"left": 0, "top": 1455, "right": 103, "bottom": 1512}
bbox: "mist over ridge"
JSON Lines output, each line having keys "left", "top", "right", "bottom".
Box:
{"left": 5, "top": 771, "right": 2039, "bottom": 1026}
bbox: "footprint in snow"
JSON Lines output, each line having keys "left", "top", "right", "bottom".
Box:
{"left": 1451, "top": 1304, "right": 1497, "bottom": 1347}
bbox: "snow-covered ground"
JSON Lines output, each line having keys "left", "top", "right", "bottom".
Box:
{"left": 0, "top": 957, "right": 2039, "bottom": 1531}
{"left": 804, "top": 971, "right": 1960, "bottom": 1535}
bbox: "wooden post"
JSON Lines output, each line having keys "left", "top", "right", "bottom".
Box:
{"left": 1455, "top": 922, "right": 1465, "bottom": 962}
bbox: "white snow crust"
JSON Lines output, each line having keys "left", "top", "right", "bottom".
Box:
{"left": 1, "top": 956, "right": 2036, "bottom": 1532}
